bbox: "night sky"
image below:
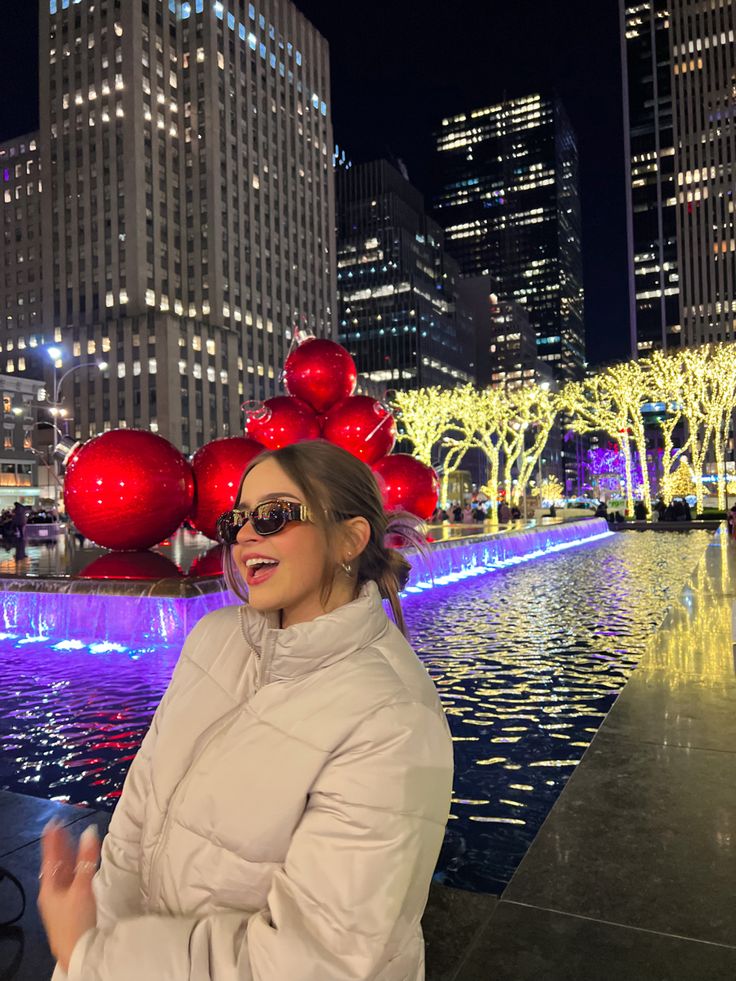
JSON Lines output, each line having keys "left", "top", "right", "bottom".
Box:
{"left": 0, "top": 0, "right": 629, "bottom": 367}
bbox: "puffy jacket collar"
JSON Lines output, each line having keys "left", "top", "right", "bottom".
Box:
{"left": 238, "top": 580, "right": 390, "bottom": 685}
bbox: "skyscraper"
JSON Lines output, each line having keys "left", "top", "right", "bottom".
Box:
{"left": 457, "top": 274, "right": 549, "bottom": 390}
{"left": 0, "top": 134, "right": 45, "bottom": 366}
{"left": 620, "top": 1, "right": 680, "bottom": 354}
{"left": 433, "top": 94, "right": 585, "bottom": 385}
{"left": 0, "top": 0, "right": 335, "bottom": 452}
{"left": 670, "top": 0, "right": 736, "bottom": 346}
{"left": 336, "top": 160, "right": 474, "bottom": 390}
{"left": 621, "top": 0, "right": 736, "bottom": 351}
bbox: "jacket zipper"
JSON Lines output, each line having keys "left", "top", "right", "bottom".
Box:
{"left": 240, "top": 605, "right": 277, "bottom": 693}
{"left": 255, "top": 630, "right": 276, "bottom": 691}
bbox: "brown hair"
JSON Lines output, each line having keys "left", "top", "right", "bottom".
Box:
{"left": 222, "top": 439, "right": 426, "bottom": 636}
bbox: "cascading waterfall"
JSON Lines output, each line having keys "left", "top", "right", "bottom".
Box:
{"left": 0, "top": 520, "right": 612, "bottom": 647}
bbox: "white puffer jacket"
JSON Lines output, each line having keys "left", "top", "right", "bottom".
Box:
{"left": 54, "top": 581, "right": 454, "bottom": 980}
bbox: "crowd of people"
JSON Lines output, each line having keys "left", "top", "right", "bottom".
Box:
{"left": 0, "top": 502, "right": 30, "bottom": 544}
{"left": 0, "top": 503, "right": 60, "bottom": 539}
{"left": 430, "top": 501, "right": 524, "bottom": 525}
{"left": 594, "top": 497, "right": 694, "bottom": 524}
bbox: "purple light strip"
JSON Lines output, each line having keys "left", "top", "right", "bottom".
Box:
{"left": 403, "top": 519, "right": 613, "bottom": 593}
{"left": 0, "top": 520, "right": 612, "bottom": 646}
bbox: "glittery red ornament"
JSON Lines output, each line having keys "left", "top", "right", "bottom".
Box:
{"left": 64, "top": 429, "right": 195, "bottom": 550}
{"left": 372, "top": 454, "right": 439, "bottom": 520}
{"left": 190, "top": 436, "right": 264, "bottom": 541}
{"left": 188, "top": 544, "right": 224, "bottom": 578}
{"left": 78, "top": 551, "right": 184, "bottom": 581}
{"left": 321, "top": 396, "right": 397, "bottom": 465}
{"left": 243, "top": 396, "right": 321, "bottom": 450}
{"left": 283, "top": 338, "right": 358, "bottom": 413}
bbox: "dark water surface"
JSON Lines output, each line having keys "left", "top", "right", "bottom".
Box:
{"left": 0, "top": 530, "right": 711, "bottom": 892}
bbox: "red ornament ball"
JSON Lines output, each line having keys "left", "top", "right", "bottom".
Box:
{"left": 78, "top": 551, "right": 183, "bottom": 581}
{"left": 64, "top": 429, "right": 195, "bottom": 550}
{"left": 190, "top": 436, "right": 264, "bottom": 541}
{"left": 188, "top": 544, "right": 224, "bottom": 578}
{"left": 372, "top": 454, "right": 439, "bottom": 520}
{"left": 283, "top": 338, "right": 358, "bottom": 413}
{"left": 322, "top": 396, "right": 397, "bottom": 465}
{"left": 244, "top": 396, "right": 321, "bottom": 450}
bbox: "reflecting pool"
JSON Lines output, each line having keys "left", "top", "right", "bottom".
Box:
{"left": 0, "top": 529, "right": 712, "bottom": 894}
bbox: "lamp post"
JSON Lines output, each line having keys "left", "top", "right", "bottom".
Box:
{"left": 45, "top": 348, "right": 108, "bottom": 435}
{"left": 27, "top": 422, "right": 66, "bottom": 499}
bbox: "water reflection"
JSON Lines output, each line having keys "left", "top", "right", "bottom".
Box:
{"left": 0, "top": 530, "right": 712, "bottom": 894}
{"left": 407, "top": 530, "right": 712, "bottom": 892}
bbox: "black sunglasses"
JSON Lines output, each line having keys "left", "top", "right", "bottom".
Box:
{"left": 216, "top": 499, "right": 313, "bottom": 544}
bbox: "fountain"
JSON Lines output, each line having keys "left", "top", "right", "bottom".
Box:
{"left": 0, "top": 519, "right": 612, "bottom": 645}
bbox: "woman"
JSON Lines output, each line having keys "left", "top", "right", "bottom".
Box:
{"left": 39, "top": 440, "right": 454, "bottom": 980}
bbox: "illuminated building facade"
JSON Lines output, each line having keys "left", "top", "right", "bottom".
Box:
{"left": 0, "top": 374, "right": 45, "bottom": 506}
{"left": 621, "top": 1, "right": 680, "bottom": 353}
{"left": 622, "top": 0, "right": 736, "bottom": 351}
{"left": 0, "top": 0, "right": 335, "bottom": 452}
{"left": 0, "top": 134, "right": 48, "bottom": 379}
{"left": 670, "top": 0, "right": 736, "bottom": 346}
{"left": 336, "top": 160, "right": 474, "bottom": 390}
{"left": 487, "top": 294, "right": 544, "bottom": 390}
{"left": 433, "top": 94, "right": 585, "bottom": 385}
{"left": 458, "top": 275, "right": 544, "bottom": 389}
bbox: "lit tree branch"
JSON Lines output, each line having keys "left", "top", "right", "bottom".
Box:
{"left": 642, "top": 349, "right": 689, "bottom": 505}
{"left": 559, "top": 374, "right": 638, "bottom": 516}
{"left": 675, "top": 345, "right": 717, "bottom": 515}
{"left": 603, "top": 361, "right": 652, "bottom": 514}
{"left": 708, "top": 344, "right": 736, "bottom": 511}
{"left": 509, "top": 386, "right": 559, "bottom": 505}
{"left": 392, "top": 386, "right": 452, "bottom": 467}
{"left": 454, "top": 385, "right": 506, "bottom": 518}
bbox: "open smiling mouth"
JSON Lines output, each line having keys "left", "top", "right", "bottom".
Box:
{"left": 244, "top": 559, "right": 280, "bottom": 586}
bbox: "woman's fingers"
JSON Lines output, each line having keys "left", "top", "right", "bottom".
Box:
{"left": 39, "top": 820, "right": 75, "bottom": 889}
{"left": 73, "top": 825, "right": 101, "bottom": 885}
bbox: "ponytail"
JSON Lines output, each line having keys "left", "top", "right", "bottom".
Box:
{"left": 375, "top": 547, "right": 411, "bottom": 635}
{"left": 357, "top": 509, "right": 427, "bottom": 637}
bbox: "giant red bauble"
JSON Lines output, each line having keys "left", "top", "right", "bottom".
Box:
{"left": 64, "top": 429, "right": 195, "bottom": 550}
{"left": 283, "top": 338, "right": 358, "bottom": 413}
{"left": 188, "top": 544, "right": 224, "bottom": 578}
{"left": 372, "top": 454, "right": 439, "bottom": 520}
{"left": 244, "top": 396, "right": 321, "bottom": 449}
{"left": 189, "top": 436, "right": 264, "bottom": 541}
{"left": 321, "top": 396, "right": 397, "bottom": 465}
{"left": 78, "top": 551, "right": 184, "bottom": 581}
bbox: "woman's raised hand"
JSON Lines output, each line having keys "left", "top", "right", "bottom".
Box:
{"left": 38, "top": 820, "right": 100, "bottom": 973}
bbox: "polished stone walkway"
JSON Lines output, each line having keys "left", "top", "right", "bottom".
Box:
{"left": 2, "top": 530, "right": 735, "bottom": 979}
{"left": 440, "top": 527, "right": 736, "bottom": 980}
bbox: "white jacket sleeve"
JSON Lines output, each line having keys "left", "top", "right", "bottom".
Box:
{"left": 63, "top": 700, "right": 453, "bottom": 981}
{"left": 91, "top": 707, "right": 161, "bottom": 929}
{"left": 92, "top": 620, "right": 209, "bottom": 930}
{"left": 49, "top": 717, "right": 161, "bottom": 981}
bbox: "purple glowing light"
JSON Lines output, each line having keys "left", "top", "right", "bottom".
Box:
{"left": 0, "top": 520, "right": 612, "bottom": 648}
{"left": 403, "top": 519, "right": 612, "bottom": 593}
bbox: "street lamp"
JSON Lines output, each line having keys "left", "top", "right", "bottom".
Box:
{"left": 27, "top": 421, "right": 67, "bottom": 500}
{"left": 44, "top": 348, "right": 109, "bottom": 434}
{"left": 29, "top": 421, "right": 65, "bottom": 441}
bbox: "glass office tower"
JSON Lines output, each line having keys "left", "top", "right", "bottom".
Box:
{"left": 434, "top": 94, "right": 585, "bottom": 384}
